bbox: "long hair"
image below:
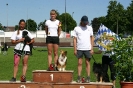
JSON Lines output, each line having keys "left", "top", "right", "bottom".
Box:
{"left": 17, "top": 19, "right": 25, "bottom": 35}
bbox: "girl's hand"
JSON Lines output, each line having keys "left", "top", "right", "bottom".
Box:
{"left": 74, "top": 50, "right": 77, "bottom": 56}
{"left": 19, "top": 38, "right": 25, "bottom": 42}
{"left": 90, "top": 50, "right": 94, "bottom": 55}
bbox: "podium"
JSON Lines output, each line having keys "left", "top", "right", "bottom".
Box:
{"left": 0, "top": 70, "right": 113, "bottom": 88}
{"left": 32, "top": 70, "right": 73, "bottom": 83}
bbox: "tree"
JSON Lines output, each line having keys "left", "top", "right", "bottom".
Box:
{"left": 26, "top": 19, "right": 37, "bottom": 31}
{"left": 91, "top": 18, "right": 100, "bottom": 32}
{"left": 59, "top": 13, "right": 77, "bottom": 32}
{"left": 0, "top": 23, "right": 4, "bottom": 30}
{"left": 106, "top": 1, "right": 128, "bottom": 34}
{"left": 38, "top": 20, "right": 46, "bottom": 30}
{"left": 15, "top": 25, "right": 18, "bottom": 30}
{"left": 127, "top": 1, "right": 133, "bottom": 33}
{"left": 91, "top": 16, "right": 106, "bottom": 32}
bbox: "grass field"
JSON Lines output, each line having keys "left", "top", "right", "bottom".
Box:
{"left": 0, "top": 47, "right": 120, "bottom": 88}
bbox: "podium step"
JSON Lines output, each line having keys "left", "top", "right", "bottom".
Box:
{"left": 0, "top": 81, "right": 52, "bottom": 88}
{"left": 0, "top": 81, "right": 113, "bottom": 88}
{"left": 54, "top": 82, "right": 113, "bottom": 88}
{"left": 32, "top": 70, "right": 73, "bottom": 83}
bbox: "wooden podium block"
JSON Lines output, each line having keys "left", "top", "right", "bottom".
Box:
{"left": 0, "top": 81, "right": 52, "bottom": 88}
{"left": 53, "top": 82, "right": 113, "bottom": 88}
{"left": 0, "top": 81, "right": 113, "bottom": 88}
{"left": 32, "top": 70, "right": 73, "bottom": 83}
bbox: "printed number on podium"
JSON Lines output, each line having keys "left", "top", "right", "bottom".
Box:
{"left": 80, "top": 86, "right": 85, "bottom": 88}
{"left": 20, "top": 85, "right": 26, "bottom": 88}
{"left": 50, "top": 74, "right": 53, "bottom": 81}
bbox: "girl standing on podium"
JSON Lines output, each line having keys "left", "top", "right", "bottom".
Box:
{"left": 45, "top": 9, "right": 62, "bottom": 70}
{"left": 10, "top": 19, "right": 34, "bottom": 82}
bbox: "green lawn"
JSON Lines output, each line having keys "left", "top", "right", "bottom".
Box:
{"left": 0, "top": 47, "right": 120, "bottom": 88}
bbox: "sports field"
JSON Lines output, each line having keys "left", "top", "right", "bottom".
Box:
{"left": 0, "top": 47, "right": 120, "bottom": 88}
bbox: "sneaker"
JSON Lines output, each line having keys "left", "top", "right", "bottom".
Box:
{"left": 76, "top": 76, "right": 81, "bottom": 83}
{"left": 55, "top": 66, "right": 58, "bottom": 71}
{"left": 10, "top": 77, "right": 16, "bottom": 82}
{"left": 47, "top": 67, "right": 50, "bottom": 71}
{"left": 85, "top": 76, "right": 90, "bottom": 83}
{"left": 20, "top": 75, "right": 26, "bottom": 82}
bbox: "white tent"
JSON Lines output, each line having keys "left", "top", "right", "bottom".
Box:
{"left": 0, "top": 30, "right": 5, "bottom": 43}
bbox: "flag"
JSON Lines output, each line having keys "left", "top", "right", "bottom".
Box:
{"left": 94, "top": 24, "right": 118, "bottom": 51}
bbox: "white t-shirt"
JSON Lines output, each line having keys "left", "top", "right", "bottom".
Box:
{"left": 73, "top": 25, "right": 93, "bottom": 50}
{"left": 45, "top": 19, "right": 60, "bottom": 36}
{"left": 10, "top": 29, "right": 34, "bottom": 51}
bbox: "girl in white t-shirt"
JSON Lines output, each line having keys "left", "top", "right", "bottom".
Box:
{"left": 45, "top": 9, "right": 61, "bottom": 70}
{"left": 10, "top": 19, "right": 34, "bottom": 82}
{"left": 73, "top": 16, "right": 94, "bottom": 83}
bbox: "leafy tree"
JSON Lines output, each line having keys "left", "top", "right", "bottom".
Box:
{"left": 106, "top": 1, "right": 127, "bottom": 34}
{"left": 26, "top": 19, "right": 37, "bottom": 31}
{"left": 91, "top": 18, "right": 100, "bottom": 32}
{"left": 38, "top": 20, "right": 46, "bottom": 30}
{"left": 91, "top": 16, "right": 106, "bottom": 32}
{"left": 15, "top": 25, "right": 19, "bottom": 30}
{"left": 127, "top": 1, "right": 133, "bottom": 33}
{"left": 0, "top": 23, "right": 4, "bottom": 30}
{"left": 60, "top": 13, "right": 77, "bottom": 32}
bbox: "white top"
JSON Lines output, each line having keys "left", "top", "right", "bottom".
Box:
{"left": 45, "top": 19, "right": 60, "bottom": 36}
{"left": 73, "top": 25, "right": 93, "bottom": 50}
{"left": 10, "top": 29, "right": 34, "bottom": 51}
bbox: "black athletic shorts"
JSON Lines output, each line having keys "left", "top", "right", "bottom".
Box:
{"left": 46, "top": 36, "right": 59, "bottom": 45}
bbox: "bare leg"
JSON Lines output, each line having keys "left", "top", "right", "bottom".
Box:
{"left": 13, "top": 55, "right": 21, "bottom": 78}
{"left": 22, "top": 55, "right": 29, "bottom": 76}
{"left": 47, "top": 44, "right": 53, "bottom": 67}
{"left": 78, "top": 58, "right": 82, "bottom": 76}
{"left": 53, "top": 44, "right": 59, "bottom": 66}
{"left": 85, "top": 59, "right": 90, "bottom": 76}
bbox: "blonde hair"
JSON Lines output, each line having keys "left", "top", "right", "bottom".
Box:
{"left": 50, "top": 9, "right": 57, "bottom": 15}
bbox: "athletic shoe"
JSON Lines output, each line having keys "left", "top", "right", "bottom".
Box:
{"left": 20, "top": 75, "right": 26, "bottom": 82}
{"left": 55, "top": 66, "right": 58, "bottom": 71}
{"left": 9, "top": 77, "right": 16, "bottom": 82}
{"left": 85, "top": 76, "right": 90, "bottom": 83}
{"left": 76, "top": 76, "right": 81, "bottom": 83}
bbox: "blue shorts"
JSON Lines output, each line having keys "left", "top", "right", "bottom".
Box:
{"left": 76, "top": 50, "right": 91, "bottom": 61}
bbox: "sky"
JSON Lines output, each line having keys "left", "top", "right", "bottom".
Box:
{"left": 0, "top": 0, "right": 132, "bottom": 27}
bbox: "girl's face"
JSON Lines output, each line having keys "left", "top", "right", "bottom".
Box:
{"left": 19, "top": 22, "right": 25, "bottom": 30}
{"left": 81, "top": 21, "right": 88, "bottom": 27}
{"left": 50, "top": 11, "right": 57, "bottom": 20}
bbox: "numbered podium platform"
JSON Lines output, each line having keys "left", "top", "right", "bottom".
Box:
{"left": 0, "top": 81, "right": 113, "bottom": 88}
{"left": 0, "top": 70, "right": 113, "bottom": 88}
{"left": 32, "top": 70, "right": 73, "bottom": 83}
